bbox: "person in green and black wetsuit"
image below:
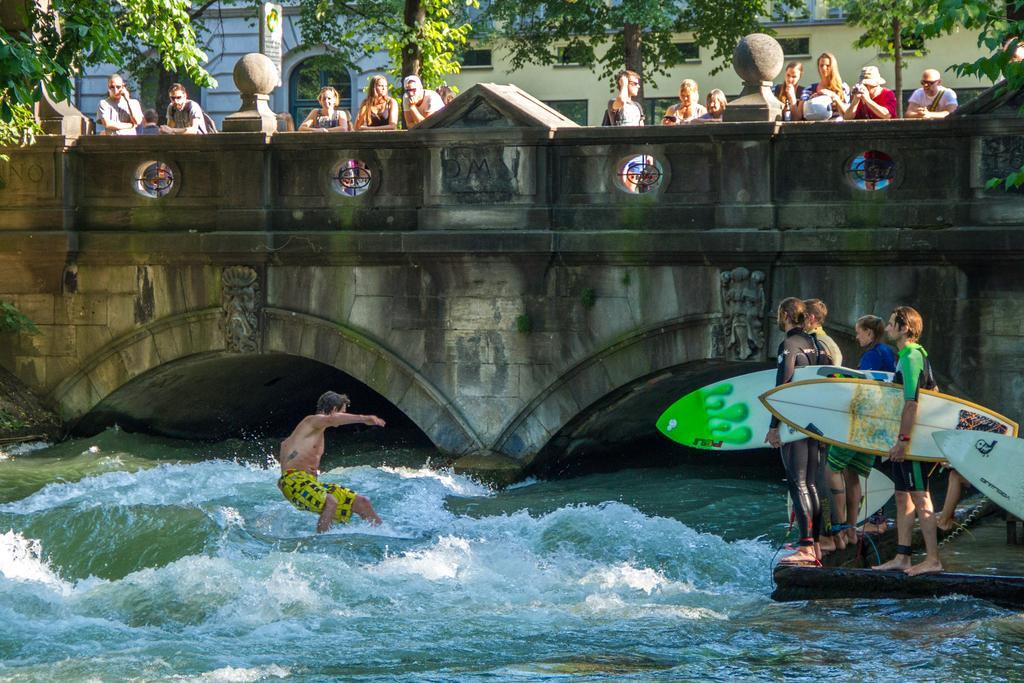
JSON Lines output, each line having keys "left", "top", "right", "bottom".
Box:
{"left": 872, "top": 306, "right": 944, "bottom": 576}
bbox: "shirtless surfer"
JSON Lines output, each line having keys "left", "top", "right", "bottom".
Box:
{"left": 277, "top": 391, "right": 385, "bottom": 532}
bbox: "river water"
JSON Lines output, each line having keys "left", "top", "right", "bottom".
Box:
{"left": 0, "top": 429, "right": 1022, "bottom": 682}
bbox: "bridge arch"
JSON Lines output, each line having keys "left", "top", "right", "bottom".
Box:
{"left": 50, "top": 307, "right": 483, "bottom": 454}
{"left": 492, "top": 314, "right": 726, "bottom": 462}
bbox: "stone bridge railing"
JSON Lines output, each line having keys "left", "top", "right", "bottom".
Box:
{"left": 2, "top": 114, "right": 1023, "bottom": 236}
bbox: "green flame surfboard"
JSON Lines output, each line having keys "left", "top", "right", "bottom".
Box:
{"left": 656, "top": 366, "right": 893, "bottom": 451}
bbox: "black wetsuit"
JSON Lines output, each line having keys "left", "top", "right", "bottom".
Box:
{"left": 771, "top": 328, "right": 825, "bottom": 545}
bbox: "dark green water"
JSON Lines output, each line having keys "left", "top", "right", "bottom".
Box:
{"left": 0, "top": 429, "right": 1022, "bottom": 681}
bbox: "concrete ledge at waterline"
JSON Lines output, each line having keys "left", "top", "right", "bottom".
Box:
{"left": 452, "top": 452, "right": 527, "bottom": 488}
{"left": 772, "top": 565, "right": 1024, "bottom": 609}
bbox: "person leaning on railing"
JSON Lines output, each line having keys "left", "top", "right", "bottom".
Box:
{"left": 298, "top": 86, "right": 351, "bottom": 132}
{"left": 697, "top": 89, "right": 727, "bottom": 122}
{"left": 354, "top": 75, "right": 399, "bottom": 131}
{"left": 662, "top": 79, "right": 706, "bottom": 125}
{"left": 401, "top": 75, "right": 444, "bottom": 128}
{"left": 904, "top": 69, "right": 958, "bottom": 119}
{"left": 843, "top": 66, "right": 897, "bottom": 120}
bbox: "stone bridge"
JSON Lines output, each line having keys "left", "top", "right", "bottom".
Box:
{"left": 2, "top": 83, "right": 1024, "bottom": 477}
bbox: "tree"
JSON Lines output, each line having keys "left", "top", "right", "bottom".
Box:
{"left": 842, "top": 0, "right": 937, "bottom": 118}
{"left": 478, "top": 0, "right": 795, "bottom": 98}
{"left": 293, "top": 0, "right": 477, "bottom": 88}
{"left": 0, "top": 0, "right": 214, "bottom": 146}
{"left": 921, "top": 0, "right": 1024, "bottom": 188}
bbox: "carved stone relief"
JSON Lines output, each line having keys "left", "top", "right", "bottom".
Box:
{"left": 720, "top": 267, "right": 766, "bottom": 361}
{"left": 981, "top": 136, "right": 1024, "bottom": 193}
{"left": 221, "top": 266, "right": 260, "bottom": 353}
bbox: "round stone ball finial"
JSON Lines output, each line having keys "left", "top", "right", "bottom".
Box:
{"left": 733, "top": 33, "right": 784, "bottom": 85}
{"left": 233, "top": 53, "right": 278, "bottom": 96}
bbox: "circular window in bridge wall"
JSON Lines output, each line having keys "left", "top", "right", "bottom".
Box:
{"left": 847, "top": 151, "right": 895, "bottom": 191}
{"left": 133, "top": 161, "right": 175, "bottom": 198}
{"left": 614, "top": 154, "right": 664, "bottom": 195}
{"left": 330, "top": 159, "right": 373, "bottom": 197}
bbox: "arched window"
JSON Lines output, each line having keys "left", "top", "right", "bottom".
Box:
{"left": 289, "top": 58, "right": 352, "bottom": 125}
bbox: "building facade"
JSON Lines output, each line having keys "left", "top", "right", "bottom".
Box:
{"left": 78, "top": 1, "right": 996, "bottom": 128}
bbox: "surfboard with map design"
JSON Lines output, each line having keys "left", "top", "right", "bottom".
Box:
{"left": 656, "top": 366, "right": 893, "bottom": 451}
{"left": 760, "top": 378, "right": 1018, "bottom": 462}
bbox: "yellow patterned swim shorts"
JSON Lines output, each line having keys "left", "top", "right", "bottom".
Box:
{"left": 278, "top": 469, "right": 355, "bottom": 523}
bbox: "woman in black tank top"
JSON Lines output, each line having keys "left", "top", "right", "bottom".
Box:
{"left": 355, "top": 75, "right": 399, "bottom": 130}
{"left": 765, "top": 297, "right": 824, "bottom": 566}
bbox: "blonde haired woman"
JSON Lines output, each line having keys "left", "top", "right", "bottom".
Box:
{"left": 662, "top": 79, "right": 706, "bottom": 124}
{"left": 298, "top": 86, "right": 351, "bottom": 132}
{"left": 798, "top": 52, "right": 849, "bottom": 121}
{"left": 354, "top": 75, "right": 399, "bottom": 130}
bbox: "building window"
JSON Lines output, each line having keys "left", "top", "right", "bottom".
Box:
{"left": 543, "top": 99, "right": 587, "bottom": 125}
{"left": 289, "top": 58, "right": 352, "bottom": 126}
{"left": 646, "top": 98, "right": 681, "bottom": 124}
{"left": 673, "top": 42, "right": 700, "bottom": 62}
{"left": 557, "top": 44, "right": 590, "bottom": 67}
{"left": 777, "top": 37, "right": 811, "bottom": 57}
{"left": 461, "top": 49, "right": 492, "bottom": 68}
{"left": 879, "top": 30, "right": 926, "bottom": 56}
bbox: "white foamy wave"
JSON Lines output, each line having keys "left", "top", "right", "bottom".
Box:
{"left": 376, "top": 465, "right": 493, "bottom": 497}
{"left": 579, "top": 563, "right": 669, "bottom": 595}
{"left": 2, "top": 460, "right": 274, "bottom": 514}
{"left": 173, "top": 664, "right": 290, "bottom": 682}
{"left": 506, "top": 476, "right": 539, "bottom": 490}
{"left": 0, "top": 440, "right": 51, "bottom": 460}
{"left": 0, "top": 530, "right": 71, "bottom": 594}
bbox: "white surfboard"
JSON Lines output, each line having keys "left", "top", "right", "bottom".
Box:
{"left": 934, "top": 430, "right": 1024, "bottom": 520}
{"left": 760, "top": 378, "right": 1018, "bottom": 462}
{"left": 786, "top": 467, "right": 895, "bottom": 526}
{"left": 657, "top": 366, "right": 893, "bottom": 451}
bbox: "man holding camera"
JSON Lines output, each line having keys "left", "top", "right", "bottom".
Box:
{"left": 843, "top": 66, "right": 897, "bottom": 120}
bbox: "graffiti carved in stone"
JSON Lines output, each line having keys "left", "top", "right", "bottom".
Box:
{"left": 981, "top": 136, "right": 1024, "bottom": 194}
{"left": 720, "top": 267, "right": 766, "bottom": 361}
{"left": 221, "top": 266, "right": 260, "bottom": 353}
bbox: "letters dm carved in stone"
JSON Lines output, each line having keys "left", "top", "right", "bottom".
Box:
{"left": 720, "top": 267, "right": 766, "bottom": 361}
{"left": 221, "top": 266, "right": 261, "bottom": 353}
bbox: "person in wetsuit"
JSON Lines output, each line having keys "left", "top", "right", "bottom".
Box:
{"left": 765, "top": 297, "right": 826, "bottom": 566}
{"left": 872, "top": 306, "right": 944, "bottom": 575}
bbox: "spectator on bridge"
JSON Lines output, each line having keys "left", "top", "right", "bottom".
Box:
{"left": 662, "top": 79, "right": 706, "bottom": 124}
{"left": 1004, "top": 35, "right": 1024, "bottom": 63}
{"left": 402, "top": 75, "right": 445, "bottom": 128}
{"left": 697, "top": 89, "right": 727, "bottom": 122}
{"left": 799, "top": 52, "right": 849, "bottom": 121}
{"left": 160, "top": 83, "right": 209, "bottom": 135}
{"left": 277, "top": 112, "right": 296, "bottom": 132}
{"left": 355, "top": 75, "right": 399, "bottom": 130}
{"left": 96, "top": 74, "right": 143, "bottom": 136}
{"left": 138, "top": 109, "right": 160, "bottom": 135}
{"left": 844, "top": 66, "right": 897, "bottom": 120}
{"left": 299, "top": 86, "right": 351, "bottom": 132}
{"left": 436, "top": 84, "right": 457, "bottom": 106}
{"left": 905, "top": 69, "right": 958, "bottom": 119}
{"left": 774, "top": 62, "right": 805, "bottom": 121}
{"left": 603, "top": 70, "right": 645, "bottom": 126}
